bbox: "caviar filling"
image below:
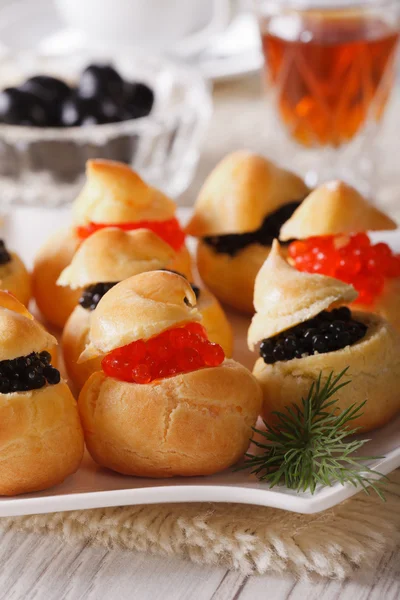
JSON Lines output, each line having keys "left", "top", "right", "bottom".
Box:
{"left": 79, "top": 282, "right": 118, "bottom": 311}
{"left": 203, "top": 201, "right": 302, "bottom": 257}
{"left": 0, "top": 240, "right": 11, "bottom": 266}
{"left": 76, "top": 217, "right": 186, "bottom": 251}
{"left": 0, "top": 350, "right": 61, "bottom": 394}
{"left": 101, "top": 323, "right": 225, "bottom": 384}
{"left": 259, "top": 307, "right": 368, "bottom": 365}
{"left": 290, "top": 233, "right": 400, "bottom": 305}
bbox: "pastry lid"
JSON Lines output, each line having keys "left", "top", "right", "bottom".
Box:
{"left": 57, "top": 228, "right": 176, "bottom": 289}
{"left": 280, "top": 180, "right": 397, "bottom": 240}
{"left": 248, "top": 241, "right": 357, "bottom": 349}
{"left": 186, "top": 151, "right": 309, "bottom": 237}
{"left": 0, "top": 292, "right": 57, "bottom": 361}
{"left": 72, "top": 159, "right": 176, "bottom": 227}
{"left": 79, "top": 271, "right": 201, "bottom": 361}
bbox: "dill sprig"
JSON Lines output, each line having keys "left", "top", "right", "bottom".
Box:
{"left": 240, "top": 368, "right": 386, "bottom": 499}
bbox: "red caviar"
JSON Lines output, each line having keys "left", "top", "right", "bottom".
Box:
{"left": 101, "top": 323, "right": 225, "bottom": 384}
{"left": 289, "top": 233, "right": 400, "bottom": 305}
{"left": 76, "top": 217, "right": 185, "bottom": 251}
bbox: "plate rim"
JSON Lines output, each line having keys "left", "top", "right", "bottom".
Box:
{"left": 0, "top": 446, "right": 398, "bottom": 517}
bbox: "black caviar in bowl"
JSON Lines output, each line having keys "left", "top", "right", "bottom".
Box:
{"left": 0, "top": 64, "right": 155, "bottom": 128}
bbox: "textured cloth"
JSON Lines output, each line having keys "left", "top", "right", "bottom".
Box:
{"left": 2, "top": 470, "right": 400, "bottom": 579}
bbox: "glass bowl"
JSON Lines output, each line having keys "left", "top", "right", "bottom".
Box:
{"left": 0, "top": 52, "right": 212, "bottom": 206}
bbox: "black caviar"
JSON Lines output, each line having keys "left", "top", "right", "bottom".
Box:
{"left": 259, "top": 307, "right": 368, "bottom": 365}
{"left": 203, "top": 201, "right": 302, "bottom": 256}
{"left": 0, "top": 240, "right": 11, "bottom": 266}
{"left": 79, "top": 282, "right": 118, "bottom": 311}
{"left": 0, "top": 350, "right": 60, "bottom": 394}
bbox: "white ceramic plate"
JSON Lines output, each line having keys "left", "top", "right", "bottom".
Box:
{"left": 0, "top": 206, "right": 399, "bottom": 517}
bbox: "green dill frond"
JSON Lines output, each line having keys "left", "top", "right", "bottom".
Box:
{"left": 239, "top": 368, "right": 386, "bottom": 499}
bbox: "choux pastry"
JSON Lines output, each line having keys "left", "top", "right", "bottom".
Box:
{"left": 33, "top": 159, "right": 192, "bottom": 328}
{"left": 280, "top": 180, "right": 400, "bottom": 333}
{"left": 249, "top": 241, "right": 400, "bottom": 433}
{"left": 0, "top": 292, "right": 83, "bottom": 495}
{"left": 186, "top": 150, "right": 309, "bottom": 313}
{"left": 59, "top": 228, "right": 233, "bottom": 391}
{"left": 78, "top": 271, "right": 261, "bottom": 477}
{"left": 0, "top": 239, "right": 30, "bottom": 306}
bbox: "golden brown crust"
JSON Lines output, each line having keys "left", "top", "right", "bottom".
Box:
{"left": 0, "top": 295, "right": 57, "bottom": 362}
{"left": 57, "top": 228, "right": 176, "bottom": 289}
{"left": 197, "top": 288, "right": 233, "bottom": 356}
{"left": 64, "top": 287, "right": 233, "bottom": 392}
{"left": 169, "top": 244, "right": 193, "bottom": 280}
{"left": 186, "top": 151, "right": 309, "bottom": 237}
{"left": 78, "top": 360, "right": 262, "bottom": 477}
{"left": 80, "top": 271, "right": 201, "bottom": 360}
{"left": 0, "top": 382, "right": 84, "bottom": 495}
{"left": 72, "top": 159, "right": 176, "bottom": 226}
{"left": 62, "top": 306, "right": 101, "bottom": 393}
{"left": 280, "top": 180, "right": 397, "bottom": 241}
{"left": 32, "top": 227, "right": 82, "bottom": 329}
{"left": 253, "top": 312, "right": 400, "bottom": 433}
{"left": 356, "top": 278, "right": 400, "bottom": 335}
{"left": 248, "top": 241, "right": 357, "bottom": 348}
{"left": 0, "top": 253, "right": 31, "bottom": 306}
{"left": 196, "top": 240, "right": 271, "bottom": 314}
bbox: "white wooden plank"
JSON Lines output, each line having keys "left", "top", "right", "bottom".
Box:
{"left": 239, "top": 546, "right": 400, "bottom": 600}
{"left": 0, "top": 531, "right": 228, "bottom": 600}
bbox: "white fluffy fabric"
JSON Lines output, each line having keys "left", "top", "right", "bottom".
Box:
{"left": 1, "top": 470, "right": 399, "bottom": 579}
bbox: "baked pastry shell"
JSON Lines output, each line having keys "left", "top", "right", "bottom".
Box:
{"left": 33, "top": 226, "right": 192, "bottom": 330}
{"left": 196, "top": 240, "right": 272, "bottom": 314}
{"left": 253, "top": 312, "right": 400, "bottom": 433}
{"left": 248, "top": 240, "right": 357, "bottom": 348}
{"left": 279, "top": 180, "right": 397, "bottom": 241}
{"left": 81, "top": 271, "right": 200, "bottom": 360}
{"left": 0, "top": 307, "right": 56, "bottom": 363}
{"left": 197, "top": 287, "right": 233, "bottom": 356}
{"left": 57, "top": 228, "right": 176, "bottom": 289}
{"left": 0, "top": 381, "right": 84, "bottom": 495}
{"left": 186, "top": 151, "right": 309, "bottom": 237}
{"left": 72, "top": 159, "right": 176, "bottom": 226}
{"left": 33, "top": 227, "right": 82, "bottom": 329}
{"left": 62, "top": 306, "right": 102, "bottom": 393}
{"left": 169, "top": 244, "right": 193, "bottom": 280}
{"left": 356, "top": 278, "right": 400, "bottom": 335}
{"left": 78, "top": 360, "right": 262, "bottom": 478}
{"left": 64, "top": 286, "right": 233, "bottom": 392}
{"left": 0, "top": 252, "right": 31, "bottom": 307}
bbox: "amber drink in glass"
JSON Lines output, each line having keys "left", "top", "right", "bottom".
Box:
{"left": 256, "top": 0, "right": 400, "bottom": 192}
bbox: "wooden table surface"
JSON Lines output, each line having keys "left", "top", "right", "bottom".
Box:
{"left": 0, "top": 528, "right": 399, "bottom": 600}
{"left": 1, "top": 21, "right": 400, "bottom": 597}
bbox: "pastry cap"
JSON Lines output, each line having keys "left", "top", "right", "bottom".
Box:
{"left": 57, "top": 228, "right": 176, "bottom": 289}
{"left": 280, "top": 180, "right": 397, "bottom": 240}
{"left": 0, "top": 291, "right": 57, "bottom": 361}
{"left": 186, "top": 151, "right": 309, "bottom": 237}
{"left": 79, "top": 271, "right": 201, "bottom": 361}
{"left": 247, "top": 241, "right": 357, "bottom": 349}
{"left": 72, "top": 159, "right": 176, "bottom": 226}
